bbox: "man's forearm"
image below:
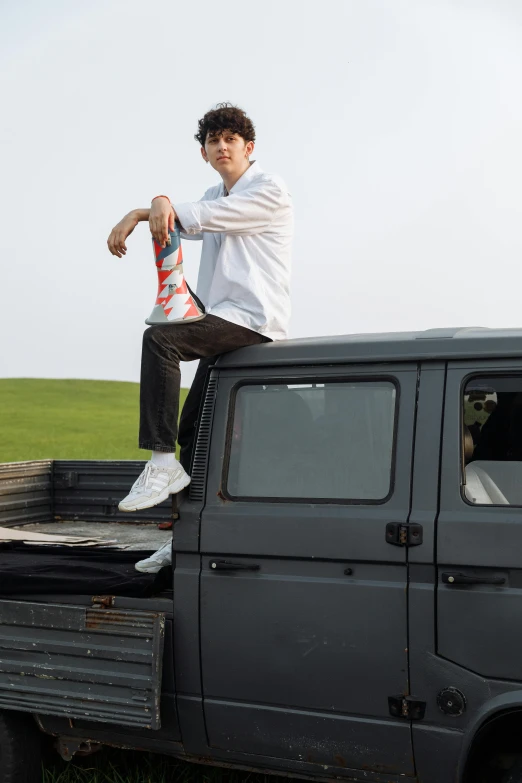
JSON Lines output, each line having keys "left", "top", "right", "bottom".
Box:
{"left": 131, "top": 206, "right": 177, "bottom": 226}
{"left": 131, "top": 208, "right": 151, "bottom": 222}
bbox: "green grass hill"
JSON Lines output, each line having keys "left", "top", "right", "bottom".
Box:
{"left": 0, "top": 379, "right": 188, "bottom": 463}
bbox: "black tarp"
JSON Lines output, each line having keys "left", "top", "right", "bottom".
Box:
{"left": 0, "top": 544, "right": 170, "bottom": 597}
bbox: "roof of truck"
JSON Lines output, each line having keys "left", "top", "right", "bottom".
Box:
{"left": 216, "top": 327, "right": 522, "bottom": 369}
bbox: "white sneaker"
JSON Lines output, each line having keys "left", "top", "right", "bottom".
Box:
{"left": 118, "top": 460, "right": 191, "bottom": 512}
{"left": 135, "top": 540, "right": 172, "bottom": 573}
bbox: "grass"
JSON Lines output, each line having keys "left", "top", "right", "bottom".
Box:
{"left": 42, "top": 748, "right": 280, "bottom": 783}
{"left": 0, "top": 379, "right": 188, "bottom": 462}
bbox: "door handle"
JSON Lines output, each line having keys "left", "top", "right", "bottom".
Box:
{"left": 209, "top": 560, "right": 260, "bottom": 572}
{"left": 442, "top": 572, "right": 506, "bottom": 586}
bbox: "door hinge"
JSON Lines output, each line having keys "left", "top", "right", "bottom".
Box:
{"left": 91, "top": 595, "right": 115, "bottom": 608}
{"left": 386, "top": 522, "right": 423, "bottom": 547}
{"left": 388, "top": 696, "right": 426, "bottom": 721}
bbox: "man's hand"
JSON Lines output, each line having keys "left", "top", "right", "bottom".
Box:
{"left": 149, "top": 198, "right": 176, "bottom": 247}
{"left": 107, "top": 211, "right": 140, "bottom": 258}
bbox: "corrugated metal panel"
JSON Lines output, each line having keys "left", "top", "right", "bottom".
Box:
{"left": 53, "top": 461, "right": 172, "bottom": 524}
{"left": 0, "top": 460, "right": 52, "bottom": 527}
{"left": 189, "top": 376, "right": 218, "bottom": 503}
{"left": 0, "top": 600, "right": 165, "bottom": 728}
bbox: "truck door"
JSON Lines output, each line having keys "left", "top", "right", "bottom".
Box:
{"left": 198, "top": 364, "right": 417, "bottom": 778}
{"left": 438, "top": 362, "right": 522, "bottom": 681}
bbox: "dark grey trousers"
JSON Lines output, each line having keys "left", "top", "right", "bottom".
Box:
{"left": 139, "top": 315, "right": 269, "bottom": 464}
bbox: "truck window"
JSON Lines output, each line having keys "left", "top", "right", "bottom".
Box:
{"left": 225, "top": 379, "right": 397, "bottom": 502}
{"left": 463, "top": 375, "right": 522, "bottom": 505}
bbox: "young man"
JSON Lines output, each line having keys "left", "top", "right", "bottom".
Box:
{"left": 107, "top": 104, "right": 293, "bottom": 570}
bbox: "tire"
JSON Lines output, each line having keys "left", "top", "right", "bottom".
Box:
{"left": 0, "top": 711, "right": 42, "bottom": 783}
{"left": 504, "top": 758, "right": 522, "bottom": 783}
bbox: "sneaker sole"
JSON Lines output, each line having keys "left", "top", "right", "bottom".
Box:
{"left": 134, "top": 561, "right": 166, "bottom": 574}
{"left": 118, "top": 474, "right": 191, "bottom": 512}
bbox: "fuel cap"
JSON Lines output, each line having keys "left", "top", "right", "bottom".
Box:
{"left": 437, "top": 687, "right": 466, "bottom": 716}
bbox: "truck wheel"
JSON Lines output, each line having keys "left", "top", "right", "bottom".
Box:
{"left": 0, "top": 711, "right": 42, "bottom": 783}
{"left": 504, "top": 758, "right": 522, "bottom": 783}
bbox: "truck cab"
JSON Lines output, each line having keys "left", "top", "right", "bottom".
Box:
{"left": 3, "top": 327, "right": 522, "bottom": 783}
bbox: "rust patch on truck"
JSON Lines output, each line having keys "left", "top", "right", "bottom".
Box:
{"left": 85, "top": 609, "right": 128, "bottom": 629}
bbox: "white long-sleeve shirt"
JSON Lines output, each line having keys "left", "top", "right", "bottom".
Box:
{"left": 173, "top": 161, "right": 293, "bottom": 341}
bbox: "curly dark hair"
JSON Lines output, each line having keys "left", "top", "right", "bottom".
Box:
{"left": 195, "top": 102, "right": 256, "bottom": 147}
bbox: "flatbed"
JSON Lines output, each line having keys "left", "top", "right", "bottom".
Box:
{"left": 9, "top": 520, "right": 170, "bottom": 550}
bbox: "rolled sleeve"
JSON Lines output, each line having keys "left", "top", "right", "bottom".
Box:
{"left": 174, "top": 180, "right": 283, "bottom": 237}
{"left": 174, "top": 201, "right": 202, "bottom": 235}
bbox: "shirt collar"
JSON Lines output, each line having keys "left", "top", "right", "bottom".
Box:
{"left": 224, "top": 161, "right": 261, "bottom": 196}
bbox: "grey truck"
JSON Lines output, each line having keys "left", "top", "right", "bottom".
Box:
{"left": 2, "top": 327, "right": 522, "bottom": 783}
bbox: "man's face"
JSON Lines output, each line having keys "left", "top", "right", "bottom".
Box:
{"left": 201, "top": 130, "right": 255, "bottom": 174}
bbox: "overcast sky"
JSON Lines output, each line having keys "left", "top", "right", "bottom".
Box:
{"left": 1, "top": 0, "right": 522, "bottom": 387}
